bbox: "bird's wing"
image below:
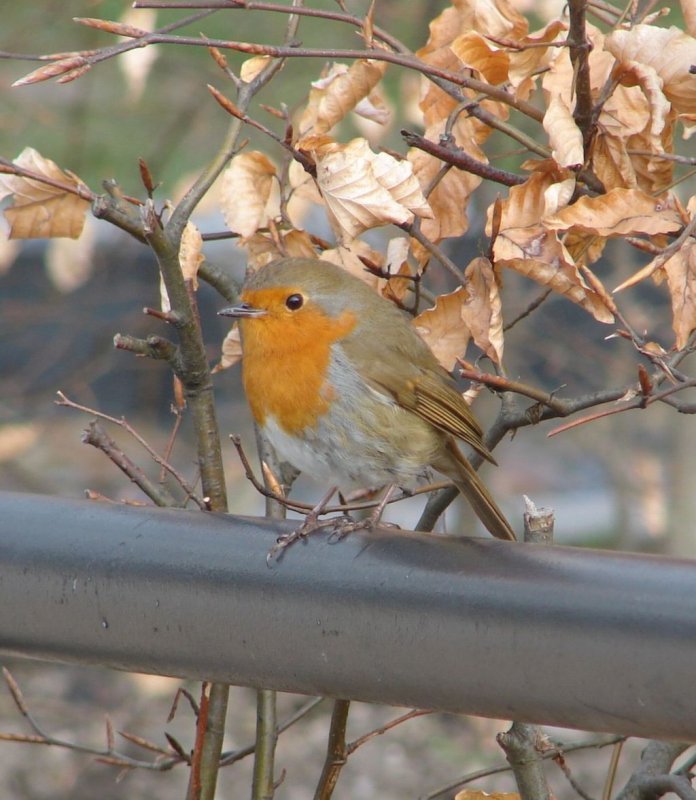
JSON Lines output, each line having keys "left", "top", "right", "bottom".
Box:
{"left": 341, "top": 335, "right": 496, "bottom": 465}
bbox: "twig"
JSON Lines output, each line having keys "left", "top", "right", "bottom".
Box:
{"left": 401, "top": 129, "right": 526, "bottom": 187}
{"left": 399, "top": 222, "right": 467, "bottom": 284}
{"left": 554, "top": 751, "right": 597, "bottom": 800}
{"left": 423, "top": 735, "right": 625, "bottom": 799}
{"left": 0, "top": 157, "right": 95, "bottom": 201}
{"left": 458, "top": 367, "right": 568, "bottom": 414}
{"left": 347, "top": 709, "right": 432, "bottom": 754}
{"left": 0, "top": 668, "right": 184, "bottom": 771}
{"left": 251, "top": 689, "right": 278, "bottom": 800}
{"left": 133, "top": 0, "right": 407, "bottom": 54}
{"left": 56, "top": 391, "right": 203, "bottom": 507}
{"left": 220, "top": 697, "right": 324, "bottom": 767}
{"left": 567, "top": 0, "right": 594, "bottom": 152}
{"left": 548, "top": 377, "right": 696, "bottom": 437}
{"left": 314, "top": 699, "right": 351, "bottom": 800}
{"left": 504, "top": 289, "right": 553, "bottom": 330}
{"left": 81, "top": 421, "right": 180, "bottom": 507}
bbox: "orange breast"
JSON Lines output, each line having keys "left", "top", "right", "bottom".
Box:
{"left": 240, "top": 289, "right": 356, "bottom": 434}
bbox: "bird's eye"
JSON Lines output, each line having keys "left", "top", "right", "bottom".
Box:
{"left": 285, "top": 293, "right": 304, "bottom": 311}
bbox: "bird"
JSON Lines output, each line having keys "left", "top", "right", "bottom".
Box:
{"left": 219, "top": 257, "right": 515, "bottom": 548}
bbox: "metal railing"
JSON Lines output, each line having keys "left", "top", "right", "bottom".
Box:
{"left": 0, "top": 490, "right": 695, "bottom": 741}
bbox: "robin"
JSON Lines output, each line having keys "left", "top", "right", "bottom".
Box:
{"left": 219, "top": 257, "right": 515, "bottom": 547}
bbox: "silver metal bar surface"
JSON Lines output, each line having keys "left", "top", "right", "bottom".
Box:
{"left": 0, "top": 491, "right": 694, "bottom": 740}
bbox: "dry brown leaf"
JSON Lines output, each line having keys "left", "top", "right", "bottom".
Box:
{"left": 213, "top": 324, "right": 243, "bottom": 373}
{"left": 240, "top": 55, "right": 272, "bottom": 83}
{"left": 220, "top": 151, "right": 277, "bottom": 238}
{"left": 543, "top": 93, "right": 584, "bottom": 168}
{"left": 661, "top": 239, "right": 696, "bottom": 348}
{"left": 303, "top": 136, "right": 431, "bottom": 242}
{"left": 606, "top": 25, "right": 696, "bottom": 116}
{"left": 178, "top": 221, "right": 203, "bottom": 288}
{"left": 488, "top": 168, "right": 614, "bottom": 323}
{"left": 320, "top": 240, "right": 384, "bottom": 289}
{"left": 625, "top": 117, "right": 676, "bottom": 196}
{"left": 544, "top": 189, "right": 683, "bottom": 237}
{"left": 611, "top": 62, "right": 672, "bottom": 138}
{"left": 450, "top": 31, "right": 510, "bottom": 85}
{"left": 298, "top": 60, "right": 387, "bottom": 136}
{"left": 416, "top": 0, "right": 525, "bottom": 128}
{"left": 0, "top": 147, "right": 90, "bottom": 239}
{"left": 508, "top": 19, "right": 567, "bottom": 96}
{"left": 353, "top": 84, "right": 392, "bottom": 127}
{"left": 542, "top": 24, "right": 613, "bottom": 108}
{"left": 382, "top": 237, "right": 414, "bottom": 302}
{"left": 413, "top": 286, "right": 472, "bottom": 371}
{"left": 463, "top": 256, "right": 504, "bottom": 364}
{"left": 591, "top": 133, "right": 637, "bottom": 190}
{"left": 243, "top": 228, "right": 318, "bottom": 269}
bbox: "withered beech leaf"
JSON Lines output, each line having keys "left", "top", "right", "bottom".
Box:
{"left": 606, "top": 25, "right": 696, "bottom": 117}
{"left": 543, "top": 93, "right": 584, "bottom": 168}
{"left": 413, "top": 286, "right": 472, "bottom": 371}
{"left": 450, "top": 31, "right": 510, "bottom": 85}
{"left": 488, "top": 169, "right": 614, "bottom": 324}
{"left": 243, "top": 229, "right": 317, "bottom": 269}
{"left": 0, "top": 147, "right": 90, "bottom": 239}
{"left": 178, "top": 221, "right": 203, "bottom": 288}
{"left": 543, "top": 189, "right": 683, "bottom": 237}
{"left": 508, "top": 19, "right": 567, "bottom": 97}
{"left": 661, "top": 238, "right": 696, "bottom": 349}
{"left": 463, "top": 256, "right": 504, "bottom": 364}
{"left": 382, "top": 237, "right": 413, "bottom": 302}
{"left": 220, "top": 151, "right": 277, "bottom": 238}
{"left": 321, "top": 240, "right": 384, "bottom": 290}
{"left": 298, "top": 60, "right": 387, "bottom": 136}
{"left": 213, "top": 324, "right": 243, "bottom": 373}
{"left": 302, "top": 136, "right": 431, "bottom": 242}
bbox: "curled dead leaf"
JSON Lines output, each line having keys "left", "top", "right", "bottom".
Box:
{"left": 544, "top": 189, "right": 683, "bottom": 237}
{"left": 451, "top": 31, "right": 510, "bottom": 85}
{"left": 606, "top": 25, "right": 696, "bottom": 117}
{"left": 220, "top": 151, "right": 277, "bottom": 238}
{"left": 243, "top": 229, "right": 318, "bottom": 269}
{"left": 178, "top": 221, "right": 203, "bottom": 288}
{"left": 413, "top": 286, "right": 472, "bottom": 371}
{"left": 0, "top": 147, "right": 91, "bottom": 239}
{"left": 213, "top": 324, "right": 243, "bottom": 373}
{"left": 543, "top": 93, "right": 584, "bottom": 168}
{"left": 463, "top": 256, "right": 505, "bottom": 364}
{"left": 302, "top": 136, "right": 431, "bottom": 242}
{"left": 298, "top": 60, "right": 387, "bottom": 136}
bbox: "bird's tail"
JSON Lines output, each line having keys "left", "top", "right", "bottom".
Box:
{"left": 435, "top": 439, "right": 516, "bottom": 541}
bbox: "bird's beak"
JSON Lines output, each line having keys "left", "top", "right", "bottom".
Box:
{"left": 218, "top": 302, "right": 267, "bottom": 319}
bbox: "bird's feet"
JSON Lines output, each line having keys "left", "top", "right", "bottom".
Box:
{"left": 266, "top": 484, "right": 401, "bottom": 564}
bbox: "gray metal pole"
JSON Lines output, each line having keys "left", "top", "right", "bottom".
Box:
{"left": 0, "top": 490, "right": 694, "bottom": 741}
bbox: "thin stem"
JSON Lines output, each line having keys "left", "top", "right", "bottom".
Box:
{"left": 251, "top": 690, "right": 278, "bottom": 800}
{"left": 314, "top": 699, "right": 351, "bottom": 800}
